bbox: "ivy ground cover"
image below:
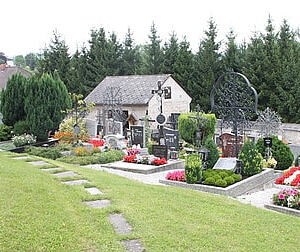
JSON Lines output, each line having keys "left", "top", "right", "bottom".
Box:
{"left": 1, "top": 152, "right": 300, "bottom": 251}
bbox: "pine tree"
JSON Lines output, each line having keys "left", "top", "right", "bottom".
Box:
{"left": 142, "top": 22, "right": 164, "bottom": 74}
{"left": 0, "top": 73, "right": 27, "bottom": 126}
{"left": 193, "top": 18, "right": 223, "bottom": 111}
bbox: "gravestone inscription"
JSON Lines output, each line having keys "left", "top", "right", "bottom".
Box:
{"left": 130, "top": 125, "right": 145, "bottom": 148}
{"left": 163, "top": 127, "right": 179, "bottom": 150}
{"left": 152, "top": 145, "right": 168, "bottom": 160}
{"left": 213, "top": 157, "right": 237, "bottom": 171}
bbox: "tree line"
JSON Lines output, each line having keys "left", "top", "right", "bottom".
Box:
{"left": 19, "top": 17, "right": 300, "bottom": 123}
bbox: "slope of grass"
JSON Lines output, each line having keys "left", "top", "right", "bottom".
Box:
{"left": 1, "top": 151, "right": 300, "bottom": 251}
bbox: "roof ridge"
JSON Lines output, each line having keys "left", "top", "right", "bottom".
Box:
{"left": 105, "top": 73, "right": 171, "bottom": 78}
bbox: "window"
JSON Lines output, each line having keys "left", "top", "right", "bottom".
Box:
{"left": 164, "top": 86, "right": 171, "bottom": 99}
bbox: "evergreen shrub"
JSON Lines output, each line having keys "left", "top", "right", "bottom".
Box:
{"left": 224, "top": 176, "right": 235, "bottom": 185}
{"left": 215, "top": 179, "right": 227, "bottom": 187}
{"left": 204, "top": 138, "right": 219, "bottom": 169}
{"left": 13, "top": 120, "right": 30, "bottom": 135}
{"left": 0, "top": 125, "right": 13, "bottom": 141}
{"left": 185, "top": 154, "right": 202, "bottom": 184}
{"left": 256, "top": 136, "right": 293, "bottom": 170}
{"left": 239, "top": 140, "right": 263, "bottom": 176}
{"left": 25, "top": 146, "right": 62, "bottom": 160}
{"left": 203, "top": 177, "right": 215, "bottom": 185}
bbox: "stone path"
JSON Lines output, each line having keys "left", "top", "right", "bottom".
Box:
{"left": 12, "top": 156, "right": 30, "bottom": 160}
{"left": 122, "top": 240, "right": 144, "bottom": 252}
{"left": 41, "top": 167, "right": 62, "bottom": 172}
{"left": 62, "top": 179, "right": 90, "bottom": 185}
{"left": 53, "top": 171, "right": 78, "bottom": 178}
{"left": 85, "top": 187, "right": 103, "bottom": 195}
{"left": 27, "top": 160, "right": 50, "bottom": 166}
{"left": 84, "top": 199, "right": 111, "bottom": 208}
{"left": 109, "top": 214, "right": 132, "bottom": 235}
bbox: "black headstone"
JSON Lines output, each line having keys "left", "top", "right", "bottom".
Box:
{"left": 152, "top": 145, "right": 168, "bottom": 160}
{"left": 130, "top": 125, "right": 144, "bottom": 147}
{"left": 163, "top": 127, "right": 179, "bottom": 150}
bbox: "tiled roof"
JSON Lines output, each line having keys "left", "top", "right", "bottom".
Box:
{"left": 0, "top": 66, "right": 32, "bottom": 90}
{"left": 85, "top": 74, "right": 171, "bottom": 105}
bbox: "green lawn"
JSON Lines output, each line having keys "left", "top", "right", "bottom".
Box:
{"left": 0, "top": 141, "right": 15, "bottom": 151}
{"left": 1, "top": 151, "right": 300, "bottom": 251}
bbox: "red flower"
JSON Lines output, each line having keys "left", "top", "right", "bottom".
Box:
{"left": 123, "top": 154, "right": 136, "bottom": 163}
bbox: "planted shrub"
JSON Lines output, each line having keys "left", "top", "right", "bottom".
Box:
{"left": 215, "top": 179, "right": 227, "bottom": 187}
{"left": 12, "top": 134, "right": 36, "bottom": 147}
{"left": 204, "top": 138, "right": 219, "bottom": 169}
{"left": 13, "top": 120, "right": 30, "bottom": 135}
{"left": 25, "top": 146, "right": 62, "bottom": 160}
{"left": 203, "top": 177, "right": 215, "bottom": 185}
{"left": 224, "top": 176, "right": 235, "bottom": 185}
{"left": 256, "top": 136, "right": 293, "bottom": 170}
{"left": 219, "top": 171, "right": 228, "bottom": 179}
{"left": 74, "top": 147, "right": 89, "bottom": 156}
{"left": 178, "top": 113, "right": 216, "bottom": 145}
{"left": 232, "top": 174, "right": 242, "bottom": 182}
{"left": 0, "top": 125, "right": 13, "bottom": 141}
{"left": 239, "top": 140, "right": 263, "bottom": 176}
{"left": 185, "top": 154, "right": 202, "bottom": 184}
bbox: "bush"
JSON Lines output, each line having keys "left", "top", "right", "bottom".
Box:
{"left": 215, "top": 179, "right": 227, "bottom": 187}
{"left": 256, "top": 136, "right": 293, "bottom": 170}
{"left": 13, "top": 120, "right": 30, "bottom": 135}
{"left": 25, "top": 146, "right": 62, "bottom": 160}
{"left": 58, "top": 117, "right": 90, "bottom": 142}
{"left": 185, "top": 154, "right": 202, "bottom": 184}
{"left": 12, "top": 134, "right": 36, "bottom": 147}
{"left": 74, "top": 147, "right": 89, "bottom": 156}
{"left": 57, "top": 150, "right": 124, "bottom": 165}
{"left": 224, "top": 176, "right": 235, "bottom": 185}
{"left": 204, "top": 138, "right": 219, "bottom": 169}
{"left": 239, "top": 140, "right": 263, "bottom": 176}
{"left": 203, "top": 177, "right": 215, "bottom": 185}
{"left": 219, "top": 171, "right": 228, "bottom": 179}
{"left": 232, "top": 174, "right": 242, "bottom": 182}
{"left": 202, "top": 169, "right": 214, "bottom": 180}
{"left": 0, "top": 125, "right": 13, "bottom": 141}
{"left": 178, "top": 113, "right": 216, "bottom": 145}
{"left": 91, "top": 147, "right": 101, "bottom": 155}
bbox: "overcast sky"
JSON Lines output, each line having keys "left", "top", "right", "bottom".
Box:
{"left": 2, "top": 0, "right": 300, "bottom": 57}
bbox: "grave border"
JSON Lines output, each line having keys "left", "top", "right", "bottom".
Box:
{"left": 159, "top": 168, "right": 275, "bottom": 196}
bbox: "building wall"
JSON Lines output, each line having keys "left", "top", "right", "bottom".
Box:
{"left": 148, "top": 77, "right": 191, "bottom": 127}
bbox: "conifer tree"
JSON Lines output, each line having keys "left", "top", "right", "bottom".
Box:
{"left": 193, "top": 18, "right": 223, "bottom": 111}
{"left": 0, "top": 73, "right": 27, "bottom": 126}
{"left": 142, "top": 22, "right": 164, "bottom": 74}
{"left": 162, "top": 32, "right": 179, "bottom": 74}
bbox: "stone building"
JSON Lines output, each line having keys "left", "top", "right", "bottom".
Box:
{"left": 84, "top": 74, "right": 192, "bottom": 136}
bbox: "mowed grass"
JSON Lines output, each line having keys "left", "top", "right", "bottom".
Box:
{"left": 1, "top": 152, "right": 300, "bottom": 251}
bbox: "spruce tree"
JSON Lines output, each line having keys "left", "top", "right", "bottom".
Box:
{"left": 0, "top": 73, "right": 27, "bottom": 126}
{"left": 193, "top": 18, "right": 223, "bottom": 111}
{"left": 162, "top": 32, "right": 179, "bottom": 74}
{"left": 142, "top": 22, "right": 164, "bottom": 74}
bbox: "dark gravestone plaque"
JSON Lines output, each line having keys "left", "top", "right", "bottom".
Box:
{"left": 131, "top": 126, "right": 144, "bottom": 147}
{"left": 152, "top": 145, "right": 168, "bottom": 160}
{"left": 163, "top": 127, "right": 179, "bottom": 150}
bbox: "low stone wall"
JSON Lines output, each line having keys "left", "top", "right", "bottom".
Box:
{"left": 159, "top": 168, "right": 275, "bottom": 197}
{"left": 264, "top": 204, "right": 300, "bottom": 217}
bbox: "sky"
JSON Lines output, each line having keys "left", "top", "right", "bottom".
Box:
{"left": 1, "top": 0, "right": 300, "bottom": 57}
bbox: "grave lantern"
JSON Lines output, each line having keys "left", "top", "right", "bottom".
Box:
{"left": 170, "top": 147, "right": 178, "bottom": 159}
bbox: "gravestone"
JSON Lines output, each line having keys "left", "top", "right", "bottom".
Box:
{"left": 213, "top": 157, "right": 237, "bottom": 171}
{"left": 130, "top": 125, "right": 145, "bottom": 148}
{"left": 163, "top": 127, "right": 179, "bottom": 150}
{"left": 106, "top": 119, "right": 123, "bottom": 135}
{"left": 220, "top": 133, "right": 243, "bottom": 158}
{"left": 152, "top": 145, "right": 168, "bottom": 160}
{"left": 105, "top": 134, "right": 126, "bottom": 149}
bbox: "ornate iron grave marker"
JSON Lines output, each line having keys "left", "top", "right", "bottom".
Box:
{"left": 103, "top": 86, "right": 126, "bottom": 135}
{"left": 210, "top": 72, "right": 258, "bottom": 159}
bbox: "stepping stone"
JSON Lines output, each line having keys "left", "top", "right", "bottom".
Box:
{"left": 122, "top": 240, "right": 144, "bottom": 252}
{"left": 53, "top": 171, "right": 78, "bottom": 178}
{"left": 84, "top": 199, "right": 111, "bottom": 208}
{"left": 85, "top": 187, "right": 103, "bottom": 195}
{"left": 28, "top": 160, "right": 50, "bottom": 166}
{"left": 62, "top": 179, "right": 90, "bottom": 185}
{"left": 109, "top": 213, "right": 132, "bottom": 235}
{"left": 41, "top": 167, "right": 62, "bottom": 172}
{"left": 12, "top": 156, "right": 29, "bottom": 160}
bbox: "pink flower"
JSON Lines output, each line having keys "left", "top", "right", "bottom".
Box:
{"left": 278, "top": 193, "right": 285, "bottom": 200}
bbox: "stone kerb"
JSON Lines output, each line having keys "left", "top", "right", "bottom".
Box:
{"left": 159, "top": 168, "right": 275, "bottom": 197}
{"left": 264, "top": 203, "right": 300, "bottom": 217}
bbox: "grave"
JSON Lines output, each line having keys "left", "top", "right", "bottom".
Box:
{"left": 104, "top": 134, "right": 126, "bottom": 149}
{"left": 106, "top": 119, "right": 123, "bottom": 136}
{"left": 130, "top": 125, "right": 145, "bottom": 148}
{"left": 152, "top": 145, "right": 168, "bottom": 160}
{"left": 163, "top": 127, "right": 179, "bottom": 150}
{"left": 213, "top": 157, "right": 238, "bottom": 171}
